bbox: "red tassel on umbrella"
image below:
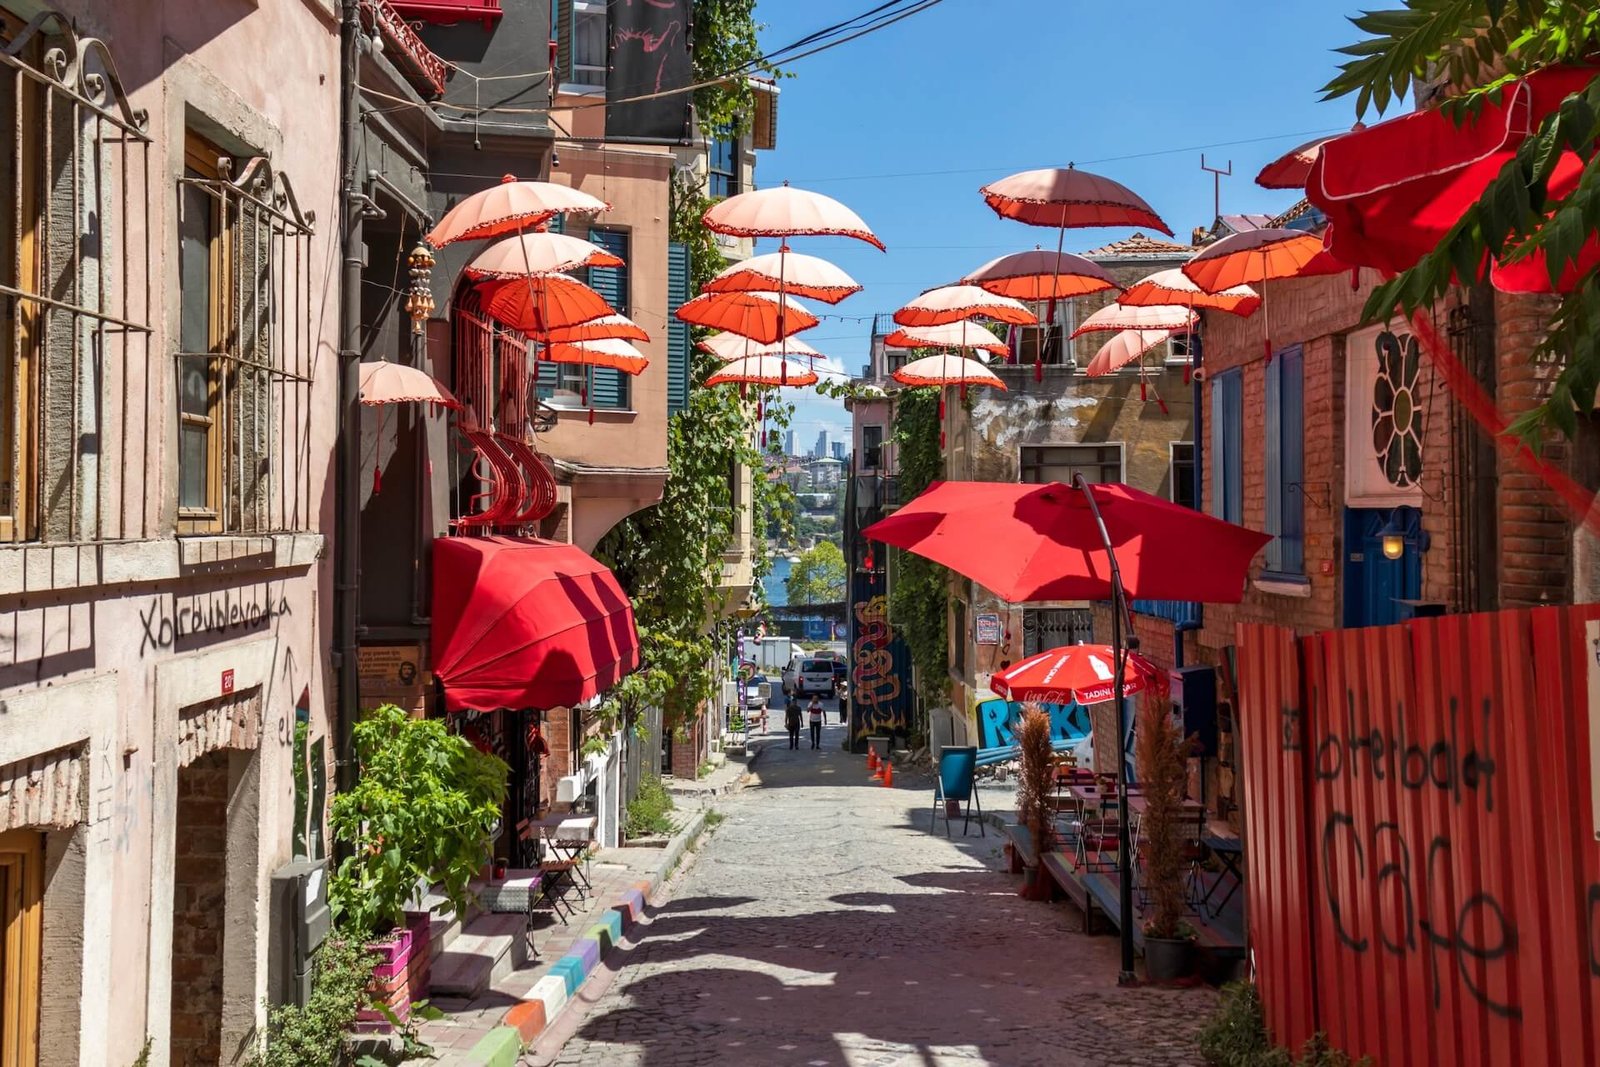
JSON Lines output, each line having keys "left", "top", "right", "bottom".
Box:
{"left": 864, "top": 545, "right": 874, "bottom": 570}
{"left": 372, "top": 465, "right": 382, "bottom": 496}
{"left": 1264, "top": 337, "right": 1274, "bottom": 364}
{"left": 960, "top": 382, "right": 969, "bottom": 401}
{"left": 1034, "top": 357, "right": 1043, "bottom": 383}
{"left": 1140, "top": 380, "right": 1147, "bottom": 402}
{"left": 937, "top": 395, "right": 946, "bottom": 420}
{"left": 757, "top": 397, "right": 764, "bottom": 420}
{"left": 1157, "top": 394, "right": 1169, "bottom": 415}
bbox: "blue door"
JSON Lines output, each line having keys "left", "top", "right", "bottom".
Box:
{"left": 1342, "top": 507, "right": 1422, "bottom": 627}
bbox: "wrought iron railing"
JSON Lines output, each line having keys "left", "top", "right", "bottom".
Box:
{"left": 361, "top": 0, "right": 449, "bottom": 97}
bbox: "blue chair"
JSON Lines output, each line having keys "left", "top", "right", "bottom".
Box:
{"left": 931, "top": 746, "right": 983, "bottom": 837}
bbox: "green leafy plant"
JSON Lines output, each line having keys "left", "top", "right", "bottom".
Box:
{"left": 624, "top": 774, "right": 677, "bottom": 838}
{"left": 1136, "top": 691, "right": 1194, "bottom": 941}
{"left": 328, "top": 704, "right": 508, "bottom": 942}
{"left": 1199, "top": 982, "right": 1373, "bottom": 1067}
{"left": 690, "top": 0, "right": 787, "bottom": 135}
{"left": 1322, "top": 1, "right": 1600, "bottom": 441}
{"left": 786, "top": 540, "right": 846, "bottom": 605}
{"left": 703, "top": 809, "right": 726, "bottom": 830}
{"left": 244, "top": 938, "right": 378, "bottom": 1067}
{"left": 889, "top": 388, "right": 949, "bottom": 702}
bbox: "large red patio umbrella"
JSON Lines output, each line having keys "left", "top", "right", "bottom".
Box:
{"left": 892, "top": 285, "right": 1035, "bottom": 328}
{"left": 426, "top": 176, "right": 609, "bottom": 248}
{"left": 864, "top": 477, "right": 1267, "bottom": 982}
{"left": 863, "top": 478, "right": 1268, "bottom": 607}
{"left": 1307, "top": 64, "right": 1600, "bottom": 294}
{"left": 703, "top": 250, "right": 862, "bottom": 304}
{"left": 992, "top": 644, "right": 1162, "bottom": 705}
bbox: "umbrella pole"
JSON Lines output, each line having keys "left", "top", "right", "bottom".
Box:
{"left": 1261, "top": 249, "right": 1273, "bottom": 365}
{"left": 1072, "top": 472, "right": 1137, "bottom": 986}
{"left": 778, "top": 243, "right": 790, "bottom": 385}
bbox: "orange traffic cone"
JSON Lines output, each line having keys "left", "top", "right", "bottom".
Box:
{"left": 882, "top": 759, "right": 894, "bottom": 787}
{"left": 871, "top": 753, "right": 884, "bottom": 779}
{"left": 867, "top": 748, "right": 879, "bottom": 772}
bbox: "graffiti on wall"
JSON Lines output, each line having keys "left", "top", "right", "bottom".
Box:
{"left": 138, "top": 583, "right": 292, "bottom": 656}
{"left": 849, "top": 586, "right": 911, "bottom": 739}
{"left": 976, "top": 698, "right": 1090, "bottom": 752}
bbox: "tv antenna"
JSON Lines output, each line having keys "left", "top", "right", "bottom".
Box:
{"left": 1201, "top": 154, "right": 1232, "bottom": 219}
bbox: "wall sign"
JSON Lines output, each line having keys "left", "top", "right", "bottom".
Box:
{"left": 358, "top": 643, "right": 426, "bottom": 714}
{"left": 974, "top": 613, "right": 1003, "bottom": 646}
{"left": 1345, "top": 322, "right": 1425, "bottom": 507}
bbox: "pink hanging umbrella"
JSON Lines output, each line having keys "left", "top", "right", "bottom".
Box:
{"left": 463, "top": 231, "right": 624, "bottom": 278}
{"left": 703, "top": 251, "right": 862, "bottom": 304}
{"left": 705, "top": 354, "right": 820, "bottom": 389}
{"left": 883, "top": 320, "right": 1008, "bottom": 358}
{"left": 1118, "top": 268, "right": 1260, "bottom": 316}
{"left": 1070, "top": 302, "right": 1196, "bottom": 338}
{"left": 892, "top": 351, "right": 1006, "bottom": 450}
{"left": 702, "top": 185, "right": 884, "bottom": 249}
{"left": 675, "top": 291, "right": 819, "bottom": 344}
{"left": 893, "top": 285, "right": 1035, "bottom": 328}
{"left": 698, "top": 333, "right": 824, "bottom": 362}
{"left": 961, "top": 248, "right": 1120, "bottom": 302}
{"left": 1084, "top": 329, "right": 1172, "bottom": 377}
{"left": 980, "top": 167, "right": 1172, "bottom": 233}
{"left": 426, "top": 175, "right": 608, "bottom": 247}
{"left": 541, "top": 314, "right": 650, "bottom": 344}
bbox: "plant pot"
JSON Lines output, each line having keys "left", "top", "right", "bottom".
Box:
{"left": 357, "top": 928, "right": 416, "bottom": 1032}
{"left": 1142, "top": 936, "right": 1194, "bottom": 982}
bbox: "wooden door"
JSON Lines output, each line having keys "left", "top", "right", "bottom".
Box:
{"left": 0, "top": 830, "right": 41, "bottom": 1067}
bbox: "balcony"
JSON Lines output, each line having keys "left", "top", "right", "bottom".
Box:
{"left": 853, "top": 474, "right": 900, "bottom": 516}
{"left": 361, "top": 0, "right": 449, "bottom": 97}
{"left": 389, "top": 0, "right": 503, "bottom": 26}
{"left": 1130, "top": 599, "right": 1202, "bottom": 627}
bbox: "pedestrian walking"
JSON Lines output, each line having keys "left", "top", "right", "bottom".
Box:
{"left": 808, "top": 694, "right": 824, "bottom": 749}
{"left": 836, "top": 679, "right": 850, "bottom": 725}
{"left": 784, "top": 697, "right": 802, "bottom": 750}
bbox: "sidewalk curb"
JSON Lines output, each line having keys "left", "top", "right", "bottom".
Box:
{"left": 432, "top": 797, "right": 722, "bottom": 1064}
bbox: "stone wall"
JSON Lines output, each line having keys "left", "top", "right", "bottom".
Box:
{"left": 170, "top": 749, "right": 228, "bottom": 1067}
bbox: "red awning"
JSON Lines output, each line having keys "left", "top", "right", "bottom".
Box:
{"left": 431, "top": 536, "right": 640, "bottom": 713}
{"left": 1308, "top": 65, "right": 1600, "bottom": 293}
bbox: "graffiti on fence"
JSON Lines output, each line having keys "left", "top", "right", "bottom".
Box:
{"left": 1319, "top": 810, "right": 1521, "bottom": 1019}
{"left": 1309, "top": 690, "right": 1499, "bottom": 811}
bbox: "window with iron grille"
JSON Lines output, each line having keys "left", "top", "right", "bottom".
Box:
{"left": 1, "top": 13, "right": 154, "bottom": 544}
{"left": 1022, "top": 608, "right": 1093, "bottom": 656}
{"left": 1019, "top": 443, "right": 1123, "bottom": 486}
{"left": 708, "top": 130, "right": 738, "bottom": 199}
{"left": 176, "top": 135, "right": 316, "bottom": 535}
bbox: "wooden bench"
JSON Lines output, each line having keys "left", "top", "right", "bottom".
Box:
{"left": 1040, "top": 851, "right": 1100, "bottom": 932}
{"left": 1002, "top": 823, "right": 1038, "bottom": 875}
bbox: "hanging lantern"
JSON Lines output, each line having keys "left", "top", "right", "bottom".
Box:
{"left": 405, "top": 243, "right": 436, "bottom": 334}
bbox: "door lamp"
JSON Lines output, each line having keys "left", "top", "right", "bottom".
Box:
{"left": 1378, "top": 509, "right": 1429, "bottom": 560}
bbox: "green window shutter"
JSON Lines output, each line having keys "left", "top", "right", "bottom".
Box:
{"left": 667, "top": 241, "right": 690, "bottom": 416}
{"left": 586, "top": 228, "right": 629, "bottom": 409}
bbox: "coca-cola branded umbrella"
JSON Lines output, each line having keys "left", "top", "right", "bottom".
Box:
{"left": 992, "top": 644, "right": 1162, "bottom": 706}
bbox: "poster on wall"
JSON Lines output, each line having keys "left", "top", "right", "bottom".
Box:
{"left": 974, "top": 613, "right": 1002, "bottom": 646}
{"left": 605, "top": 0, "right": 694, "bottom": 144}
{"left": 1344, "top": 321, "right": 1426, "bottom": 507}
{"left": 358, "top": 643, "right": 427, "bottom": 715}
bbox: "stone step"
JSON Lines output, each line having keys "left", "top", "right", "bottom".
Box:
{"left": 413, "top": 889, "right": 462, "bottom": 962}
{"left": 428, "top": 913, "right": 529, "bottom": 1000}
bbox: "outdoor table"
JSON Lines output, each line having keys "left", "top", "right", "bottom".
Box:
{"left": 1201, "top": 832, "right": 1244, "bottom": 917}
{"left": 477, "top": 869, "right": 544, "bottom": 951}
{"left": 1125, "top": 794, "right": 1204, "bottom": 816}
{"left": 530, "top": 814, "right": 597, "bottom": 896}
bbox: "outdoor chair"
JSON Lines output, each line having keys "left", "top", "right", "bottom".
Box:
{"left": 931, "top": 746, "right": 984, "bottom": 837}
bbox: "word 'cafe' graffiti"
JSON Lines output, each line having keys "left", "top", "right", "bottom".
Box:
{"left": 139, "top": 585, "right": 292, "bottom": 656}
{"left": 1288, "top": 691, "right": 1498, "bottom": 812}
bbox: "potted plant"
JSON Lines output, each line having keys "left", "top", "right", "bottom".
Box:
{"left": 1136, "top": 690, "right": 1198, "bottom": 981}
{"left": 1014, "top": 704, "right": 1058, "bottom": 900}
{"left": 328, "top": 704, "right": 508, "bottom": 1027}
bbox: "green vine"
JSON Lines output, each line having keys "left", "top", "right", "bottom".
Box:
{"left": 690, "top": 0, "right": 786, "bottom": 136}
{"left": 889, "top": 389, "right": 950, "bottom": 703}
{"left": 595, "top": 176, "right": 793, "bottom": 737}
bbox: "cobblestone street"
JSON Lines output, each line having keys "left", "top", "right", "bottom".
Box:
{"left": 530, "top": 714, "right": 1213, "bottom": 1067}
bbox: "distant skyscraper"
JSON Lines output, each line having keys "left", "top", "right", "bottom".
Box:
{"left": 831, "top": 441, "right": 846, "bottom": 461}
{"left": 814, "top": 429, "right": 830, "bottom": 459}
{"left": 784, "top": 429, "right": 797, "bottom": 456}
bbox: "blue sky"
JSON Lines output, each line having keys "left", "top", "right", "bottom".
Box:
{"left": 748, "top": 0, "right": 1371, "bottom": 444}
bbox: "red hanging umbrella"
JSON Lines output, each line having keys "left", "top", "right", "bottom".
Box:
{"left": 541, "top": 314, "right": 650, "bottom": 344}
{"left": 705, "top": 354, "right": 820, "bottom": 388}
{"left": 992, "top": 644, "right": 1162, "bottom": 705}
{"left": 1307, "top": 64, "right": 1600, "bottom": 294}
{"left": 893, "top": 284, "right": 1035, "bottom": 328}
{"left": 980, "top": 167, "right": 1171, "bottom": 234}
{"left": 358, "top": 360, "right": 461, "bottom": 410}
{"left": 1183, "top": 228, "right": 1341, "bottom": 360}
{"left": 891, "top": 353, "right": 1005, "bottom": 391}
{"left": 477, "top": 274, "right": 615, "bottom": 334}
{"left": 703, "top": 250, "right": 862, "bottom": 304}
{"left": 862, "top": 479, "right": 1269, "bottom": 604}
{"left": 961, "top": 248, "right": 1120, "bottom": 302}
{"left": 675, "top": 290, "right": 819, "bottom": 344}
{"left": 1118, "top": 268, "right": 1260, "bottom": 316}
{"left": 426, "top": 176, "right": 609, "bottom": 248}
{"left": 1255, "top": 135, "right": 1337, "bottom": 190}
{"left": 698, "top": 333, "right": 825, "bottom": 363}
{"left": 543, "top": 338, "right": 650, "bottom": 375}
{"left": 882, "top": 320, "right": 1008, "bottom": 358}
{"left": 702, "top": 184, "right": 884, "bottom": 249}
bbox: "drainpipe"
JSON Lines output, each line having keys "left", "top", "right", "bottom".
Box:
{"left": 335, "top": 0, "right": 364, "bottom": 795}
{"left": 1173, "top": 621, "right": 1199, "bottom": 670}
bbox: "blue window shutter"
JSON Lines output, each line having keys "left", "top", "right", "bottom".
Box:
{"left": 1265, "top": 356, "right": 1283, "bottom": 570}
{"left": 667, "top": 242, "right": 690, "bottom": 416}
{"left": 1210, "top": 369, "right": 1243, "bottom": 525}
{"left": 1280, "top": 347, "right": 1305, "bottom": 574}
{"left": 1227, "top": 374, "right": 1243, "bottom": 524}
{"left": 586, "top": 229, "right": 630, "bottom": 409}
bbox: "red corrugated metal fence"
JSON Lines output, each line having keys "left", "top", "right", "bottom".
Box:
{"left": 1235, "top": 605, "right": 1600, "bottom": 1066}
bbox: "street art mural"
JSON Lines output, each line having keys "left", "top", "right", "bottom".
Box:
{"left": 975, "top": 698, "right": 1091, "bottom": 753}
{"left": 847, "top": 574, "right": 912, "bottom": 742}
